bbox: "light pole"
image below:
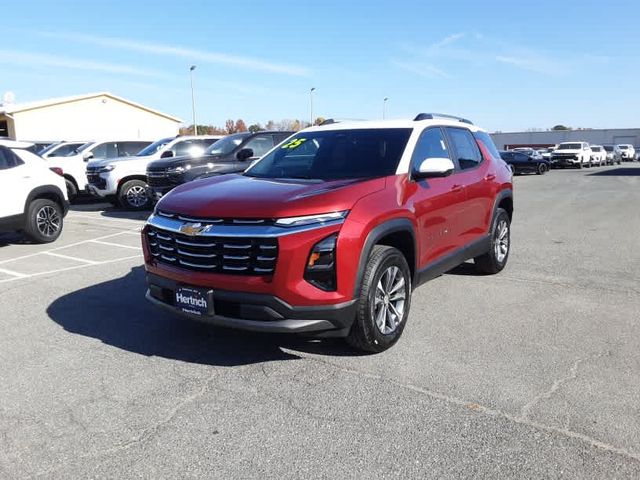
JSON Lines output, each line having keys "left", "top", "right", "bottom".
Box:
{"left": 383, "top": 97, "right": 388, "bottom": 120}
{"left": 310, "top": 87, "right": 316, "bottom": 126}
{"left": 189, "top": 65, "right": 197, "bottom": 135}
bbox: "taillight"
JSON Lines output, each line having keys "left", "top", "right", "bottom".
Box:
{"left": 50, "top": 167, "right": 64, "bottom": 176}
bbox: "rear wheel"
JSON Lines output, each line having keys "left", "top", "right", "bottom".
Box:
{"left": 118, "top": 180, "right": 151, "bottom": 210}
{"left": 346, "top": 245, "right": 412, "bottom": 353}
{"left": 475, "top": 208, "right": 510, "bottom": 274}
{"left": 536, "top": 163, "right": 548, "bottom": 175}
{"left": 23, "top": 199, "right": 63, "bottom": 243}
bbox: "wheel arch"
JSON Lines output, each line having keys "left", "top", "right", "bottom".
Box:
{"left": 493, "top": 189, "right": 513, "bottom": 223}
{"left": 353, "top": 218, "right": 417, "bottom": 297}
{"left": 24, "top": 185, "right": 67, "bottom": 216}
{"left": 117, "top": 175, "right": 148, "bottom": 192}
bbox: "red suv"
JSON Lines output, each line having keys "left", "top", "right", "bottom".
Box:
{"left": 142, "top": 114, "right": 513, "bottom": 352}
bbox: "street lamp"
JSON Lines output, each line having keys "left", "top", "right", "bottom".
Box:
{"left": 189, "top": 65, "right": 198, "bottom": 135}
{"left": 383, "top": 97, "right": 389, "bottom": 120}
{"left": 310, "top": 87, "right": 316, "bottom": 126}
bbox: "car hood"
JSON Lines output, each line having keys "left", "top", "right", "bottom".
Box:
{"left": 553, "top": 149, "right": 582, "bottom": 154}
{"left": 87, "top": 155, "right": 154, "bottom": 169}
{"left": 156, "top": 174, "right": 386, "bottom": 219}
{"left": 147, "top": 154, "right": 220, "bottom": 170}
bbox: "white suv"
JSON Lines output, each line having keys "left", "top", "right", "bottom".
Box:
{"left": 589, "top": 145, "right": 606, "bottom": 166}
{"left": 617, "top": 144, "right": 635, "bottom": 161}
{"left": 0, "top": 140, "right": 68, "bottom": 243}
{"left": 551, "top": 142, "right": 592, "bottom": 168}
{"left": 86, "top": 135, "right": 221, "bottom": 210}
{"left": 48, "top": 140, "right": 152, "bottom": 200}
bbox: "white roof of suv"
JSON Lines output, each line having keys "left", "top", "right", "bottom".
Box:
{"left": 304, "top": 115, "right": 485, "bottom": 133}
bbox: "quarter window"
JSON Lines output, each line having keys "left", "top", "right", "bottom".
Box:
{"left": 446, "top": 128, "right": 482, "bottom": 170}
{"left": 0, "top": 147, "right": 24, "bottom": 170}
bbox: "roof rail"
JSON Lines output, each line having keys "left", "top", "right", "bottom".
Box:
{"left": 413, "top": 113, "right": 473, "bottom": 125}
{"left": 319, "top": 118, "right": 337, "bottom": 126}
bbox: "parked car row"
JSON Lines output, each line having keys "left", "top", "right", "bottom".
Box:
{"left": 501, "top": 141, "right": 637, "bottom": 172}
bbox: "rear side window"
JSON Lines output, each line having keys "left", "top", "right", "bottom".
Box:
{"left": 446, "top": 127, "right": 482, "bottom": 170}
{"left": 474, "top": 131, "right": 502, "bottom": 161}
{"left": 118, "top": 142, "right": 150, "bottom": 157}
{"left": 0, "top": 147, "right": 24, "bottom": 170}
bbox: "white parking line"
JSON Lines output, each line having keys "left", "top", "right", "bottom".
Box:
{"left": 0, "top": 232, "right": 134, "bottom": 265}
{"left": 90, "top": 240, "right": 141, "bottom": 250}
{"left": 45, "top": 252, "right": 100, "bottom": 265}
{"left": 0, "top": 267, "right": 28, "bottom": 278}
{"left": 0, "top": 255, "right": 142, "bottom": 284}
{"left": 67, "top": 214, "right": 147, "bottom": 225}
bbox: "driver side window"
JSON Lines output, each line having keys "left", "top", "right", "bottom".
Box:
{"left": 242, "top": 135, "right": 275, "bottom": 158}
{"left": 410, "top": 127, "right": 450, "bottom": 171}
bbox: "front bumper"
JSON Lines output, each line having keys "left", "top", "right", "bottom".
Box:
{"left": 145, "top": 272, "right": 356, "bottom": 336}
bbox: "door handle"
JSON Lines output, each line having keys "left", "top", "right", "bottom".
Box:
{"left": 484, "top": 173, "right": 496, "bottom": 181}
{"left": 451, "top": 184, "right": 464, "bottom": 193}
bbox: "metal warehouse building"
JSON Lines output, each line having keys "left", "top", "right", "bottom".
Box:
{"left": 0, "top": 92, "right": 181, "bottom": 142}
{"left": 491, "top": 129, "right": 640, "bottom": 150}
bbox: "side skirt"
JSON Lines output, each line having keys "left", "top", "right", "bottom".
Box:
{"left": 415, "top": 235, "right": 491, "bottom": 288}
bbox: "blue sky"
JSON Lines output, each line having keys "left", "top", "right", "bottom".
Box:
{"left": 3, "top": 0, "right": 639, "bottom": 132}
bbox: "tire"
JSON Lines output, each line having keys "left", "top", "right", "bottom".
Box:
{"left": 346, "top": 245, "right": 412, "bottom": 353}
{"left": 474, "top": 208, "right": 510, "bottom": 274}
{"left": 65, "top": 178, "right": 78, "bottom": 201}
{"left": 536, "top": 163, "right": 548, "bottom": 175}
{"left": 577, "top": 162, "right": 582, "bottom": 169}
{"left": 117, "top": 180, "right": 151, "bottom": 210}
{"left": 23, "top": 199, "right": 63, "bottom": 243}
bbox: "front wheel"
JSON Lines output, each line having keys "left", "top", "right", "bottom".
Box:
{"left": 474, "top": 208, "right": 510, "bottom": 274}
{"left": 346, "top": 245, "right": 412, "bottom": 353}
{"left": 118, "top": 180, "right": 152, "bottom": 210}
{"left": 23, "top": 199, "right": 63, "bottom": 243}
{"left": 536, "top": 163, "right": 548, "bottom": 175}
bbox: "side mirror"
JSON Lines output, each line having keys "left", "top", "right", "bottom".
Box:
{"left": 160, "top": 150, "right": 174, "bottom": 159}
{"left": 82, "top": 152, "right": 94, "bottom": 162}
{"left": 413, "top": 157, "right": 455, "bottom": 179}
{"left": 236, "top": 148, "right": 254, "bottom": 161}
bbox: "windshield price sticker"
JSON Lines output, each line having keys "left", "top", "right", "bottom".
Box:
{"left": 281, "top": 138, "right": 307, "bottom": 150}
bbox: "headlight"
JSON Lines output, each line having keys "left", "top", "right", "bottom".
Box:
{"left": 99, "top": 165, "right": 115, "bottom": 173}
{"left": 274, "top": 211, "right": 348, "bottom": 227}
{"left": 304, "top": 234, "right": 337, "bottom": 291}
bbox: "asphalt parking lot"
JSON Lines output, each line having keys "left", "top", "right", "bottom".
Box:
{"left": 1, "top": 165, "right": 640, "bottom": 478}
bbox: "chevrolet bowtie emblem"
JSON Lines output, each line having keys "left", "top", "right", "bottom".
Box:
{"left": 179, "top": 223, "right": 209, "bottom": 236}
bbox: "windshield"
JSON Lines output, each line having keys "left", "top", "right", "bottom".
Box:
{"left": 558, "top": 143, "right": 582, "bottom": 150}
{"left": 603, "top": 146, "right": 613, "bottom": 151}
{"left": 245, "top": 128, "right": 412, "bottom": 181}
{"left": 591, "top": 146, "right": 601, "bottom": 151}
{"left": 75, "top": 142, "right": 95, "bottom": 154}
{"left": 136, "top": 137, "right": 174, "bottom": 156}
{"left": 206, "top": 133, "right": 251, "bottom": 155}
{"left": 618, "top": 145, "right": 628, "bottom": 150}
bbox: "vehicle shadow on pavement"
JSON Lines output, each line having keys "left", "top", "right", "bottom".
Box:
{"left": 588, "top": 167, "right": 640, "bottom": 176}
{"left": 46, "top": 266, "right": 363, "bottom": 366}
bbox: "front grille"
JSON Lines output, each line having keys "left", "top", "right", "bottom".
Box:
{"left": 146, "top": 173, "right": 174, "bottom": 188}
{"left": 146, "top": 226, "right": 278, "bottom": 275}
{"left": 552, "top": 154, "right": 576, "bottom": 160}
{"left": 86, "top": 173, "right": 106, "bottom": 189}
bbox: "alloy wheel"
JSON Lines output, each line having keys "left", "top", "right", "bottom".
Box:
{"left": 373, "top": 265, "right": 406, "bottom": 335}
{"left": 494, "top": 219, "right": 509, "bottom": 263}
{"left": 36, "top": 205, "right": 61, "bottom": 237}
{"left": 126, "top": 185, "right": 149, "bottom": 208}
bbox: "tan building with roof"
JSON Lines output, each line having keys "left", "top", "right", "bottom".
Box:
{"left": 0, "top": 92, "right": 182, "bottom": 141}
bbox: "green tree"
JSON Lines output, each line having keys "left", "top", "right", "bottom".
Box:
{"left": 552, "top": 125, "right": 571, "bottom": 131}
{"left": 248, "top": 123, "right": 263, "bottom": 133}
